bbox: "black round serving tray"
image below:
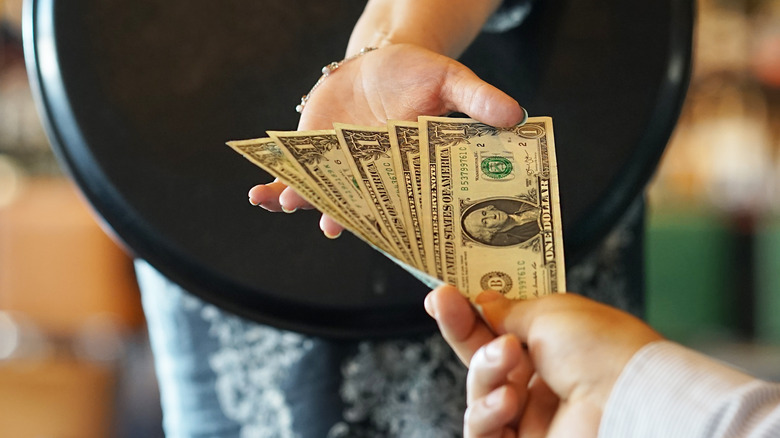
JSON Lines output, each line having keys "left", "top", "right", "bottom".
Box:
{"left": 23, "top": 0, "right": 692, "bottom": 337}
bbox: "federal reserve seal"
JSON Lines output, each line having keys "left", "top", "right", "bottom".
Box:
{"left": 480, "top": 271, "right": 513, "bottom": 294}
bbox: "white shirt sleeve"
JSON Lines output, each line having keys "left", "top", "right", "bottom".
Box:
{"left": 599, "top": 340, "right": 780, "bottom": 438}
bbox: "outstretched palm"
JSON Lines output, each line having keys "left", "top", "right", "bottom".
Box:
{"left": 248, "top": 43, "right": 524, "bottom": 236}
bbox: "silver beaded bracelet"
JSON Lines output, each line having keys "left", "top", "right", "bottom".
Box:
{"left": 295, "top": 46, "right": 379, "bottom": 113}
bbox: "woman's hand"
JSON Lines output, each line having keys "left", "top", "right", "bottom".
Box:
{"left": 247, "top": 43, "right": 525, "bottom": 237}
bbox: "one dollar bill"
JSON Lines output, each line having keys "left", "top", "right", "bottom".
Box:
{"left": 228, "top": 116, "right": 566, "bottom": 300}
{"left": 419, "top": 116, "right": 565, "bottom": 299}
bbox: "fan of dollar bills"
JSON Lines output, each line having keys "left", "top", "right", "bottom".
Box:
{"left": 227, "top": 116, "right": 566, "bottom": 300}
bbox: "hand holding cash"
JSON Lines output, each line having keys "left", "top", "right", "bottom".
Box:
{"left": 247, "top": 44, "right": 526, "bottom": 238}
{"left": 229, "top": 116, "right": 565, "bottom": 300}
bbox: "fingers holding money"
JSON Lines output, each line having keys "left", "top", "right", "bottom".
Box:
{"left": 248, "top": 180, "right": 345, "bottom": 238}
{"left": 425, "top": 285, "right": 497, "bottom": 366}
{"left": 248, "top": 180, "right": 313, "bottom": 213}
{"left": 278, "top": 186, "right": 315, "bottom": 213}
{"left": 320, "top": 215, "right": 344, "bottom": 239}
{"left": 465, "top": 337, "right": 531, "bottom": 438}
{"left": 248, "top": 180, "right": 287, "bottom": 211}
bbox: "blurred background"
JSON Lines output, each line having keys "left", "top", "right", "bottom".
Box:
{"left": 1, "top": 0, "right": 779, "bottom": 436}
{"left": 1, "top": 0, "right": 164, "bottom": 436}
{"left": 646, "top": 0, "right": 780, "bottom": 378}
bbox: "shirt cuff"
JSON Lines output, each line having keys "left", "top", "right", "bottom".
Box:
{"left": 599, "top": 340, "right": 762, "bottom": 437}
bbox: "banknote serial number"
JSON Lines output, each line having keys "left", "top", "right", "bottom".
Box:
{"left": 517, "top": 260, "right": 527, "bottom": 291}
{"left": 458, "top": 146, "right": 469, "bottom": 191}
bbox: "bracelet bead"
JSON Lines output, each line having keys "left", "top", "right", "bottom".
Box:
{"left": 295, "top": 46, "right": 378, "bottom": 113}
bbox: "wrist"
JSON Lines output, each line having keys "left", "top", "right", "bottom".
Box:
{"left": 347, "top": 0, "right": 502, "bottom": 58}
{"left": 295, "top": 46, "right": 378, "bottom": 114}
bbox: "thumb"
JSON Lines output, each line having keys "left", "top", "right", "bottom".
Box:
{"left": 473, "top": 290, "right": 530, "bottom": 338}
{"left": 441, "top": 65, "right": 527, "bottom": 128}
{"left": 474, "top": 291, "right": 572, "bottom": 342}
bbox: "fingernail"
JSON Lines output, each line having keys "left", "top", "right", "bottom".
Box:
{"left": 423, "top": 294, "right": 436, "bottom": 319}
{"left": 475, "top": 291, "right": 502, "bottom": 305}
{"left": 473, "top": 292, "right": 504, "bottom": 334}
{"left": 507, "top": 366, "right": 526, "bottom": 384}
{"left": 485, "top": 387, "right": 505, "bottom": 407}
{"left": 484, "top": 337, "right": 504, "bottom": 362}
{"left": 472, "top": 302, "right": 485, "bottom": 319}
{"left": 248, "top": 197, "right": 261, "bottom": 206}
{"left": 324, "top": 230, "right": 342, "bottom": 240}
{"left": 281, "top": 206, "right": 298, "bottom": 214}
{"left": 518, "top": 106, "right": 528, "bottom": 125}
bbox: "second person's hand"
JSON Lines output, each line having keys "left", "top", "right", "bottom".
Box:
{"left": 425, "top": 285, "right": 663, "bottom": 437}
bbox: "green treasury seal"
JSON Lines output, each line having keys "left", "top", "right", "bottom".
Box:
{"left": 481, "top": 156, "right": 513, "bottom": 179}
